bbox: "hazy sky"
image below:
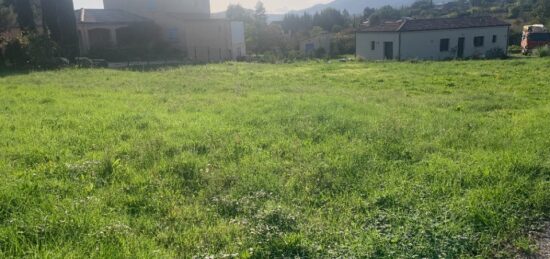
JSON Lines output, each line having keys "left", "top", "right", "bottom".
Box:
{"left": 73, "top": 0, "right": 332, "bottom": 13}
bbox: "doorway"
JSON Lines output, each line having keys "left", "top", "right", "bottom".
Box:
{"left": 457, "top": 37, "right": 465, "bottom": 58}
{"left": 384, "top": 42, "right": 394, "bottom": 60}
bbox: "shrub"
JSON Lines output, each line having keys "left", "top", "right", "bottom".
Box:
{"left": 3, "top": 34, "right": 65, "bottom": 69}
{"left": 485, "top": 48, "right": 507, "bottom": 59}
{"left": 4, "top": 37, "right": 29, "bottom": 68}
{"left": 508, "top": 45, "right": 522, "bottom": 54}
{"left": 315, "top": 47, "right": 327, "bottom": 59}
{"left": 27, "top": 34, "right": 59, "bottom": 69}
{"left": 533, "top": 45, "right": 550, "bottom": 57}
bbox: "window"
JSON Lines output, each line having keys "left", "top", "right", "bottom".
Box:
{"left": 440, "top": 38, "right": 450, "bottom": 52}
{"left": 492, "top": 35, "right": 497, "bottom": 43}
{"left": 474, "top": 36, "right": 484, "bottom": 47}
{"left": 371, "top": 41, "right": 375, "bottom": 50}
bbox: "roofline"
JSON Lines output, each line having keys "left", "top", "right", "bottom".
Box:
{"left": 357, "top": 24, "right": 510, "bottom": 33}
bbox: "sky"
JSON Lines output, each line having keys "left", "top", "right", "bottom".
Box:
{"left": 72, "top": 0, "right": 332, "bottom": 14}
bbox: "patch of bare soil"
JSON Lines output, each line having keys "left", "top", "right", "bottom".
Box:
{"left": 522, "top": 223, "right": 550, "bottom": 259}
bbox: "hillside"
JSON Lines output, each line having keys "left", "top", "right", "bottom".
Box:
{"left": 1, "top": 59, "right": 549, "bottom": 257}
{"left": 296, "top": 0, "right": 449, "bottom": 14}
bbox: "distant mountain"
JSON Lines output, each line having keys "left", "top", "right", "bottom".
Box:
{"left": 294, "top": 0, "right": 447, "bottom": 15}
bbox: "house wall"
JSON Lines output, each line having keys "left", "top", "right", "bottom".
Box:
{"left": 231, "top": 21, "right": 246, "bottom": 59}
{"left": 183, "top": 19, "right": 234, "bottom": 62}
{"left": 356, "top": 32, "right": 400, "bottom": 60}
{"left": 400, "top": 26, "right": 508, "bottom": 60}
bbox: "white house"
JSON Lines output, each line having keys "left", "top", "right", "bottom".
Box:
{"left": 356, "top": 16, "right": 510, "bottom": 60}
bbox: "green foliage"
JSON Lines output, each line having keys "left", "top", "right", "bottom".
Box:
{"left": 26, "top": 34, "right": 59, "bottom": 69}
{"left": 314, "top": 47, "right": 327, "bottom": 58}
{"left": 533, "top": 45, "right": 550, "bottom": 57}
{"left": 485, "top": 47, "right": 507, "bottom": 59}
{"left": 40, "top": 0, "right": 79, "bottom": 60}
{"left": 0, "top": 59, "right": 550, "bottom": 257}
{"left": 331, "top": 34, "right": 355, "bottom": 56}
{"left": 4, "top": 37, "right": 29, "bottom": 67}
{"left": 11, "top": 0, "right": 35, "bottom": 32}
{"left": 2, "top": 34, "right": 62, "bottom": 69}
{"left": 226, "top": 4, "right": 254, "bottom": 23}
{"left": 0, "top": 3, "right": 16, "bottom": 31}
{"left": 508, "top": 45, "right": 523, "bottom": 54}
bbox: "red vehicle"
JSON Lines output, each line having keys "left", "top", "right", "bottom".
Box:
{"left": 522, "top": 24, "right": 550, "bottom": 54}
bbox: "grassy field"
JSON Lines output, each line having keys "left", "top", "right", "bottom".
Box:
{"left": 0, "top": 59, "right": 549, "bottom": 258}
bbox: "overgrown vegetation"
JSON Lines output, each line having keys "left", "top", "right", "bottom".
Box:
{"left": 0, "top": 0, "right": 78, "bottom": 69}
{"left": 534, "top": 45, "right": 550, "bottom": 57}
{"left": 0, "top": 59, "right": 549, "bottom": 257}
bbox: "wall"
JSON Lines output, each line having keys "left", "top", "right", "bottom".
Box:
{"left": 183, "top": 19, "right": 233, "bottom": 62}
{"left": 356, "top": 32, "right": 400, "bottom": 60}
{"left": 400, "top": 26, "right": 509, "bottom": 60}
{"left": 231, "top": 21, "right": 246, "bottom": 59}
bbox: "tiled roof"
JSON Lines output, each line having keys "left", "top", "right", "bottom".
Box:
{"left": 75, "top": 9, "right": 151, "bottom": 24}
{"left": 359, "top": 16, "right": 510, "bottom": 33}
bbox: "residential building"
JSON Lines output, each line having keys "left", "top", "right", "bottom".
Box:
{"left": 356, "top": 16, "right": 510, "bottom": 60}
{"left": 76, "top": 0, "right": 246, "bottom": 61}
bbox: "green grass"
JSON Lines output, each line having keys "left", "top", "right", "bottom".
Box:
{"left": 0, "top": 59, "right": 549, "bottom": 258}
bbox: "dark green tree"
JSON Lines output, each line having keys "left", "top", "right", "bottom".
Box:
{"left": 40, "top": 0, "right": 79, "bottom": 60}
{"left": 255, "top": 1, "right": 267, "bottom": 24}
{"left": 11, "top": 0, "right": 36, "bottom": 32}
{"left": 226, "top": 4, "right": 253, "bottom": 23}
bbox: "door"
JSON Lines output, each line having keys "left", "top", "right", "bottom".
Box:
{"left": 384, "top": 42, "right": 394, "bottom": 60}
{"left": 457, "top": 37, "right": 465, "bottom": 58}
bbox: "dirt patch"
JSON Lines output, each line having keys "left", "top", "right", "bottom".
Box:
{"left": 522, "top": 223, "right": 550, "bottom": 259}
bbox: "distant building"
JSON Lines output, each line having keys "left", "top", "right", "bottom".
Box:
{"left": 300, "top": 33, "right": 332, "bottom": 56}
{"left": 75, "top": 0, "right": 246, "bottom": 61}
{"left": 356, "top": 16, "right": 510, "bottom": 60}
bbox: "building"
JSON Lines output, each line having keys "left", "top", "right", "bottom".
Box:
{"left": 300, "top": 33, "right": 332, "bottom": 56}
{"left": 356, "top": 16, "right": 510, "bottom": 60}
{"left": 76, "top": 0, "right": 246, "bottom": 61}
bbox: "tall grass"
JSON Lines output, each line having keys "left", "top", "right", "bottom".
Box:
{"left": 0, "top": 59, "right": 549, "bottom": 257}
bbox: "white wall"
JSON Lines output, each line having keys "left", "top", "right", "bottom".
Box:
{"left": 356, "top": 32, "right": 400, "bottom": 60}
{"left": 356, "top": 26, "right": 509, "bottom": 60}
{"left": 400, "top": 26, "right": 508, "bottom": 60}
{"left": 231, "top": 21, "right": 246, "bottom": 59}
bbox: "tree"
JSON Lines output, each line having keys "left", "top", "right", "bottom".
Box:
{"left": 40, "top": 0, "right": 79, "bottom": 60}
{"left": 11, "top": 0, "right": 36, "bottom": 32}
{"left": 255, "top": 1, "right": 267, "bottom": 24}
{"left": 312, "top": 8, "right": 349, "bottom": 32}
{"left": 368, "top": 13, "right": 382, "bottom": 25}
{"left": 363, "top": 7, "right": 376, "bottom": 21}
{"left": 376, "top": 6, "right": 402, "bottom": 21}
{"left": 0, "top": 0, "right": 16, "bottom": 32}
{"left": 532, "top": 0, "right": 550, "bottom": 23}
{"left": 226, "top": 4, "right": 253, "bottom": 23}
